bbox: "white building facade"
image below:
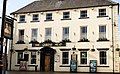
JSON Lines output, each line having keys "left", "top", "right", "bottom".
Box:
{"left": 8, "top": 0, "right": 120, "bottom": 73}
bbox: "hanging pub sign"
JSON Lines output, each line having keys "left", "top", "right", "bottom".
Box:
{"left": 3, "top": 16, "right": 14, "bottom": 39}
{"left": 90, "top": 60, "right": 97, "bottom": 73}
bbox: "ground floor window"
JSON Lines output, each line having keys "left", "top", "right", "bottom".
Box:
{"left": 17, "top": 52, "right": 23, "bottom": 64}
{"left": 62, "top": 52, "right": 69, "bottom": 64}
{"left": 31, "top": 52, "right": 36, "bottom": 64}
{"left": 80, "top": 51, "right": 87, "bottom": 64}
{"left": 100, "top": 51, "right": 107, "bottom": 64}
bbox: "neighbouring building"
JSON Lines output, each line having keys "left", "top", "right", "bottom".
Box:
{"left": 8, "top": 0, "right": 120, "bottom": 73}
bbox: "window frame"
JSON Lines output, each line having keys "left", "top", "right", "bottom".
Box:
{"left": 80, "top": 26, "right": 87, "bottom": 39}
{"left": 19, "top": 15, "right": 26, "bottom": 22}
{"left": 80, "top": 10, "right": 87, "bottom": 18}
{"left": 17, "top": 52, "right": 23, "bottom": 64}
{"left": 62, "top": 52, "right": 69, "bottom": 64}
{"left": 99, "top": 25, "right": 106, "bottom": 39}
{"left": 98, "top": 8, "right": 106, "bottom": 17}
{"left": 45, "top": 28, "right": 52, "bottom": 40}
{"left": 63, "top": 12, "right": 70, "bottom": 19}
{"left": 80, "top": 51, "right": 87, "bottom": 64}
{"left": 31, "top": 28, "right": 38, "bottom": 41}
{"left": 18, "top": 29, "right": 24, "bottom": 41}
{"left": 31, "top": 52, "right": 36, "bottom": 64}
{"left": 32, "top": 14, "right": 39, "bottom": 21}
{"left": 99, "top": 51, "right": 107, "bottom": 65}
{"left": 62, "top": 27, "right": 69, "bottom": 40}
{"left": 46, "top": 13, "right": 53, "bottom": 21}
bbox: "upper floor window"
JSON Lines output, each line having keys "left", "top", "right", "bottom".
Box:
{"left": 31, "top": 52, "right": 36, "bottom": 64}
{"left": 80, "top": 26, "right": 87, "bottom": 39}
{"left": 46, "top": 13, "right": 52, "bottom": 21}
{"left": 19, "top": 15, "right": 25, "bottom": 22}
{"left": 63, "top": 27, "right": 69, "bottom": 40}
{"left": 99, "top": 9, "right": 106, "bottom": 16}
{"left": 18, "top": 30, "right": 24, "bottom": 41}
{"left": 80, "top": 10, "right": 87, "bottom": 18}
{"left": 62, "top": 52, "right": 69, "bottom": 64}
{"left": 32, "top": 14, "right": 39, "bottom": 21}
{"left": 99, "top": 25, "right": 106, "bottom": 39}
{"left": 99, "top": 51, "right": 107, "bottom": 64}
{"left": 31, "top": 29, "right": 38, "bottom": 41}
{"left": 63, "top": 12, "right": 70, "bottom": 19}
{"left": 45, "top": 28, "right": 52, "bottom": 40}
{"left": 80, "top": 51, "right": 87, "bottom": 64}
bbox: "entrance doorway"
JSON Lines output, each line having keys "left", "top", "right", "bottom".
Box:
{"left": 40, "top": 47, "right": 56, "bottom": 72}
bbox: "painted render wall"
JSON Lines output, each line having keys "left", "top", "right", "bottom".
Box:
{"left": 7, "top": 5, "right": 120, "bottom": 72}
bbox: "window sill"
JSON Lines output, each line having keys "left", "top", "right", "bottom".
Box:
{"left": 18, "top": 21, "right": 26, "bottom": 23}
{"left": 97, "top": 65, "right": 109, "bottom": 67}
{"left": 16, "top": 40, "right": 25, "bottom": 44}
{"left": 44, "top": 19, "right": 54, "bottom": 22}
{"left": 61, "top": 18, "right": 71, "bottom": 20}
{"left": 30, "top": 20, "right": 40, "bottom": 22}
{"left": 28, "top": 65, "right": 37, "bottom": 67}
{"left": 97, "top": 39, "right": 109, "bottom": 42}
{"left": 79, "top": 17, "right": 89, "bottom": 19}
{"left": 78, "top": 39, "right": 90, "bottom": 42}
{"left": 97, "top": 15, "right": 108, "bottom": 18}
{"left": 59, "top": 65, "right": 70, "bottom": 67}
{"left": 78, "top": 65, "right": 89, "bottom": 67}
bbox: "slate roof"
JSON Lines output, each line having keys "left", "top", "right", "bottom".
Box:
{"left": 11, "top": 0, "right": 118, "bottom": 14}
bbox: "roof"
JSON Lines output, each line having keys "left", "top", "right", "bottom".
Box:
{"left": 11, "top": 0, "right": 118, "bottom": 14}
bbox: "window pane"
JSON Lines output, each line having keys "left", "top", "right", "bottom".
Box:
{"left": 17, "top": 52, "right": 23, "bottom": 64}
{"left": 31, "top": 29, "right": 38, "bottom": 41}
{"left": 100, "top": 51, "right": 107, "bottom": 64}
{"left": 46, "top": 13, "right": 52, "bottom": 20}
{"left": 62, "top": 52, "right": 69, "bottom": 64}
{"left": 63, "top": 12, "right": 70, "bottom": 19}
{"left": 63, "top": 27, "right": 69, "bottom": 40}
{"left": 80, "top": 52, "right": 87, "bottom": 64}
{"left": 19, "top": 15, "right": 25, "bottom": 22}
{"left": 99, "top": 26, "right": 106, "bottom": 32}
{"left": 99, "top": 9, "right": 106, "bottom": 16}
{"left": 45, "top": 28, "right": 51, "bottom": 40}
{"left": 31, "top": 52, "right": 36, "bottom": 64}
{"left": 80, "top": 10, "right": 87, "bottom": 18}
{"left": 80, "top": 26, "right": 87, "bottom": 39}
{"left": 99, "top": 26, "right": 106, "bottom": 38}
{"left": 33, "top": 14, "right": 39, "bottom": 21}
{"left": 19, "top": 30, "right": 24, "bottom": 41}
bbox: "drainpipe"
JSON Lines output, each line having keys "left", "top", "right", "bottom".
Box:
{"left": 111, "top": 5, "right": 114, "bottom": 73}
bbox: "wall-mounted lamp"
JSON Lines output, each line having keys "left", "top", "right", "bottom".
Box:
{"left": 91, "top": 45, "right": 95, "bottom": 52}
{"left": 72, "top": 45, "right": 76, "bottom": 50}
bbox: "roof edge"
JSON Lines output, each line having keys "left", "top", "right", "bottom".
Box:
{"left": 10, "top": 4, "right": 119, "bottom": 15}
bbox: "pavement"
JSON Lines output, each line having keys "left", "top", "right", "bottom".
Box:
{"left": 3, "top": 71, "right": 118, "bottom": 74}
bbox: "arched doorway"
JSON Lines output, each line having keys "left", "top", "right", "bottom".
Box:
{"left": 40, "top": 46, "right": 56, "bottom": 72}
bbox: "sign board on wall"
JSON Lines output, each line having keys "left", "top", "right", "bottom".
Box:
{"left": 3, "top": 17, "right": 14, "bottom": 39}
{"left": 90, "top": 60, "right": 97, "bottom": 72}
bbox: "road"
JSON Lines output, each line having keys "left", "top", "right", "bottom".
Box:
{"left": 4, "top": 71, "right": 118, "bottom": 74}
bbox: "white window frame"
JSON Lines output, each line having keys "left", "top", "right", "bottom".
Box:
{"left": 80, "top": 26, "right": 87, "bottom": 39}
{"left": 99, "top": 25, "right": 106, "bottom": 39}
{"left": 31, "top": 28, "right": 38, "bottom": 41}
{"left": 62, "top": 27, "right": 69, "bottom": 40}
{"left": 45, "top": 28, "right": 52, "bottom": 40}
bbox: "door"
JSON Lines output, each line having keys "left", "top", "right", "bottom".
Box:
{"left": 45, "top": 55, "right": 50, "bottom": 72}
